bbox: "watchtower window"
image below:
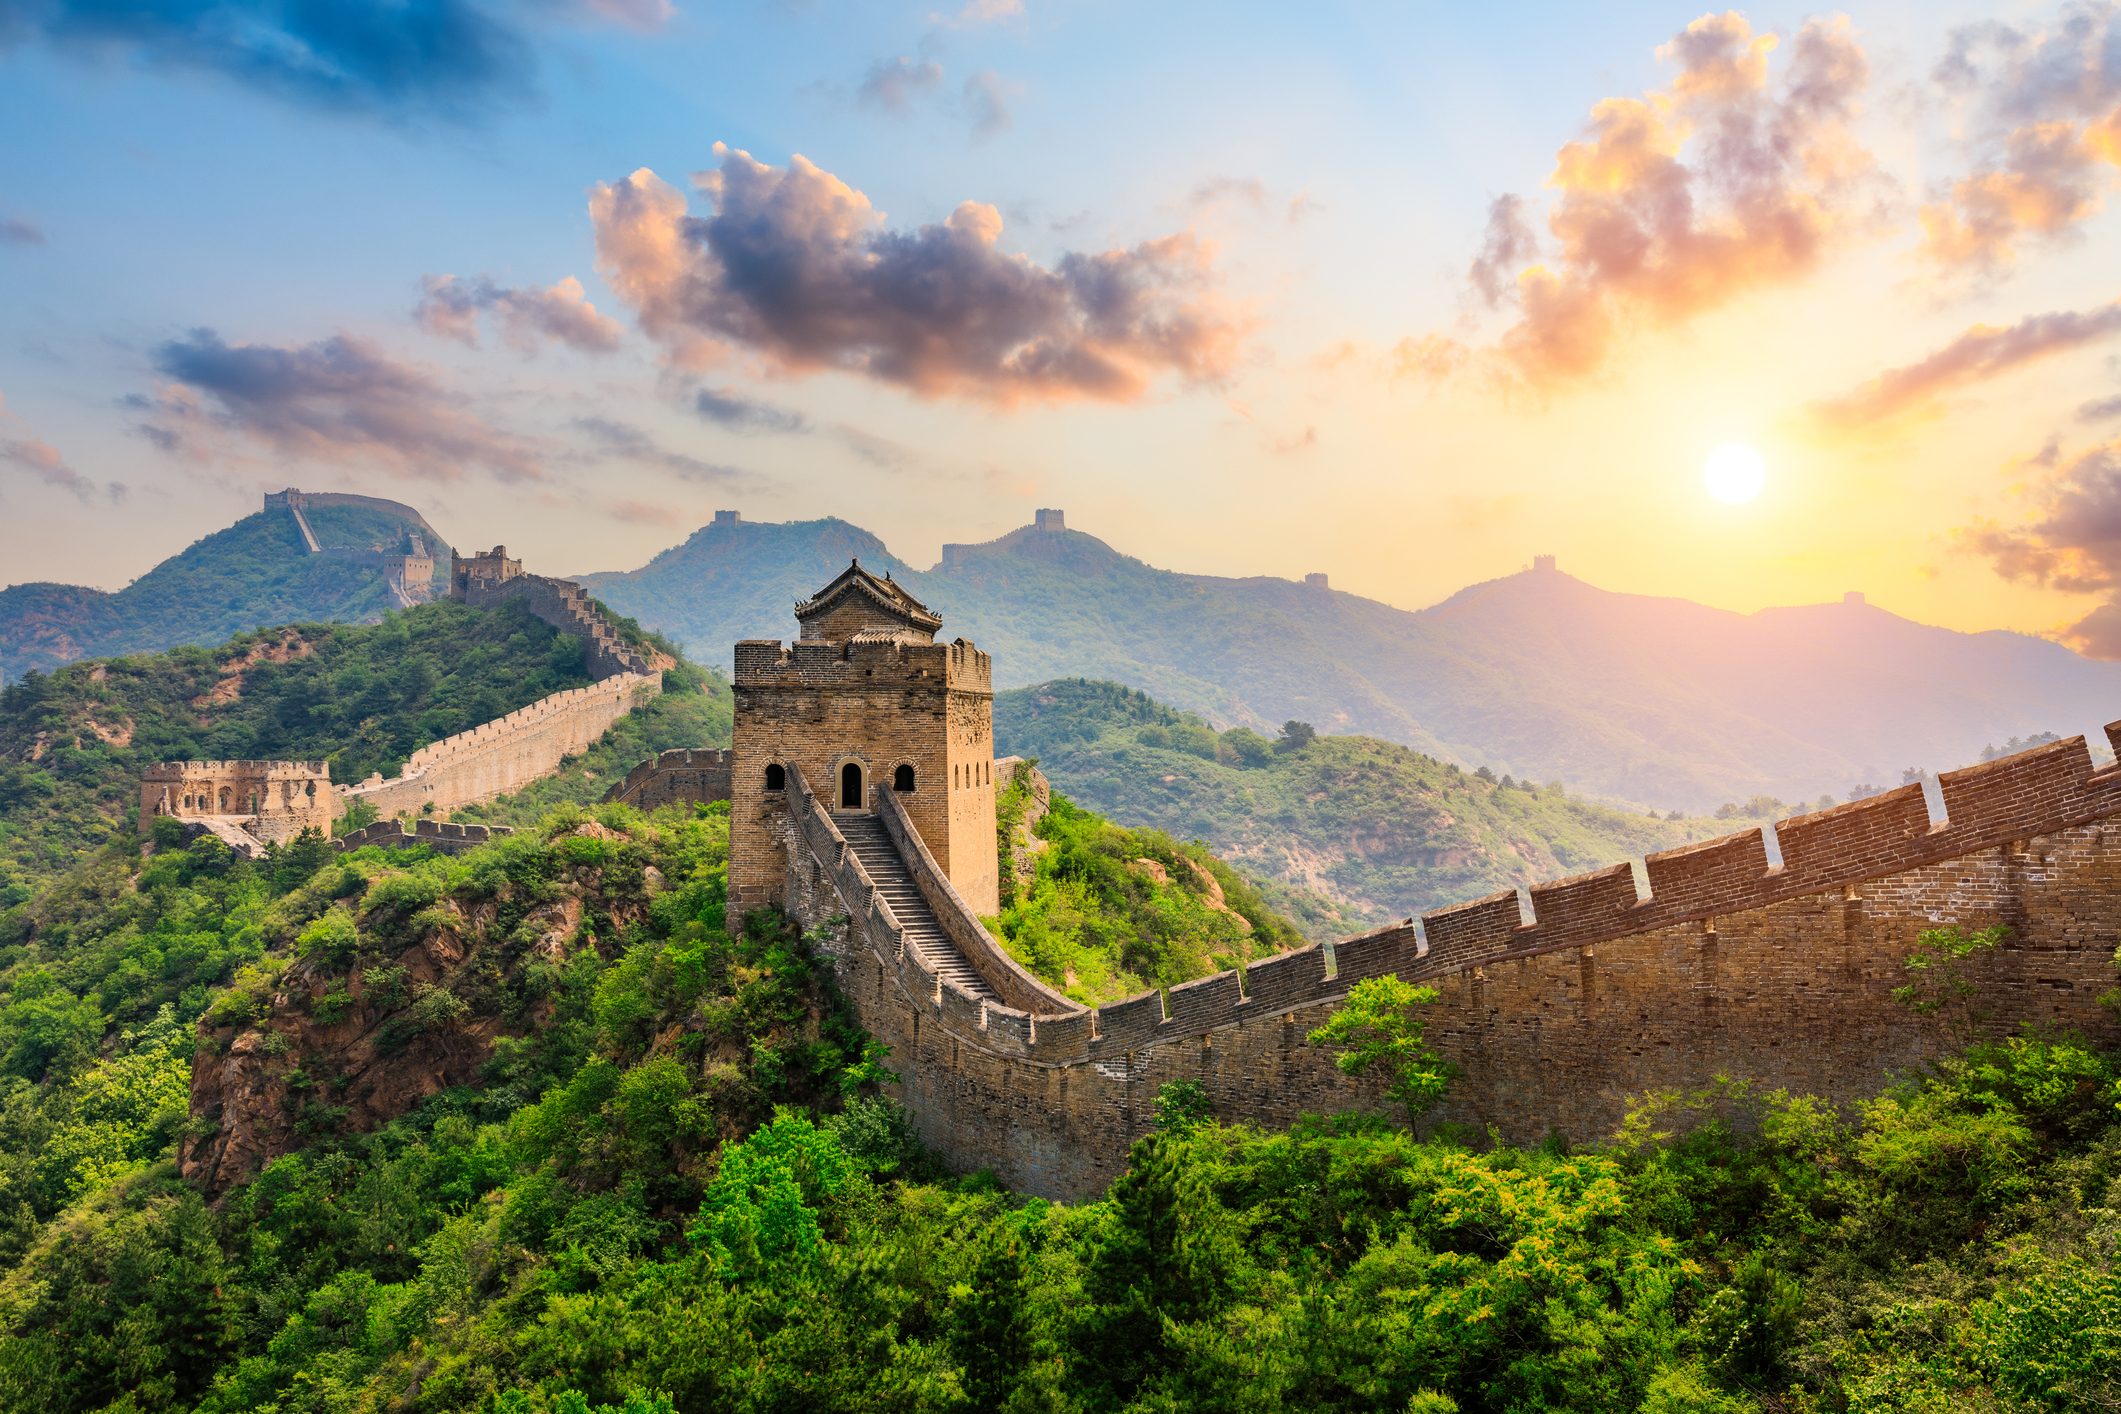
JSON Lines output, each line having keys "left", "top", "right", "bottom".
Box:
{"left": 764, "top": 762, "right": 786, "bottom": 792}
{"left": 894, "top": 764, "right": 915, "bottom": 792}
{"left": 840, "top": 762, "right": 863, "bottom": 810}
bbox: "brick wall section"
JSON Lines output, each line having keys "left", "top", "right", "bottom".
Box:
{"left": 139, "top": 760, "right": 337, "bottom": 844}
{"left": 342, "top": 675, "right": 660, "bottom": 821}
{"left": 766, "top": 727, "right": 2121, "bottom": 1200}
{"left": 730, "top": 636, "right": 996, "bottom": 917}
{"left": 458, "top": 571, "right": 655, "bottom": 682}
{"left": 332, "top": 818, "right": 517, "bottom": 856}
{"left": 601, "top": 749, "right": 735, "bottom": 811}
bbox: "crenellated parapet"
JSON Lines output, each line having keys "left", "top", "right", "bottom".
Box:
{"left": 791, "top": 724, "right": 2121, "bottom": 1083}
{"left": 601, "top": 748, "right": 735, "bottom": 810}
{"left": 341, "top": 673, "right": 660, "bottom": 820}
{"left": 139, "top": 758, "right": 336, "bottom": 844}
{"left": 333, "top": 817, "right": 517, "bottom": 856}
{"left": 733, "top": 635, "right": 993, "bottom": 695}
{"left": 456, "top": 563, "right": 657, "bottom": 682}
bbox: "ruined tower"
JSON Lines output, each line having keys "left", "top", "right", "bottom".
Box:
{"left": 729, "top": 560, "right": 998, "bottom": 919}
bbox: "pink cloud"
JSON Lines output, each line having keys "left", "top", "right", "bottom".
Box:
{"left": 588, "top": 146, "right": 1248, "bottom": 406}
{"left": 415, "top": 273, "right": 625, "bottom": 354}
{"left": 1809, "top": 299, "right": 2121, "bottom": 430}
{"left": 1961, "top": 433, "right": 2121, "bottom": 655}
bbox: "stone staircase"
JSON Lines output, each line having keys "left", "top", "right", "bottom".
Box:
{"left": 836, "top": 814, "right": 996, "bottom": 1000}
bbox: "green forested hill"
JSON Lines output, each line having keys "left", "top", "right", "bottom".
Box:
{"left": 996, "top": 678, "right": 1716, "bottom": 934}
{"left": 0, "top": 781, "right": 2111, "bottom": 1412}
{"left": 0, "top": 601, "right": 732, "bottom": 897}
{"left": 0, "top": 504, "right": 439, "bottom": 683}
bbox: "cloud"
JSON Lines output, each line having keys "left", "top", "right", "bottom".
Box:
{"left": 0, "top": 0, "right": 665, "bottom": 120}
{"left": 963, "top": 70, "right": 1015, "bottom": 140}
{"left": 1467, "top": 194, "right": 1537, "bottom": 307}
{"left": 2081, "top": 392, "right": 2121, "bottom": 421}
{"left": 931, "top": 0, "right": 1022, "bottom": 27}
{"left": 588, "top": 147, "right": 1248, "bottom": 405}
{"left": 0, "top": 390, "right": 120, "bottom": 501}
{"left": 1419, "top": 12, "right": 1879, "bottom": 391}
{"left": 415, "top": 273, "right": 625, "bottom": 354}
{"left": 1919, "top": 121, "right": 2114, "bottom": 278}
{"left": 1920, "top": 6, "right": 2121, "bottom": 281}
{"left": 573, "top": 416, "right": 753, "bottom": 485}
{"left": 139, "top": 329, "right": 547, "bottom": 482}
{"left": 1, "top": 215, "right": 43, "bottom": 246}
{"left": 1809, "top": 299, "right": 2121, "bottom": 430}
{"left": 858, "top": 56, "right": 944, "bottom": 114}
{"left": 1961, "top": 433, "right": 2121, "bottom": 655}
{"left": 693, "top": 387, "right": 810, "bottom": 434}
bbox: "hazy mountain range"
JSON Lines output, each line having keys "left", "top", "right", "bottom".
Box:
{"left": 6, "top": 506, "right": 2114, "bottom": 814}
{"left": 575, "top": 516, "right": 2121, "bottom": 812}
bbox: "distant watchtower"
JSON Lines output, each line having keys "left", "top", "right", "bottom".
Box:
{"left": 729, "top": 560, "right": 999, "bottom": 918}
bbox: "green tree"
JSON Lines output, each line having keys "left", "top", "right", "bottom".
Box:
{"left": 1893, "top": 924, "right": 2007, "bottom": 1043}
{"left": 1307, "top": 974, "right": 1453, "bottom": 1123}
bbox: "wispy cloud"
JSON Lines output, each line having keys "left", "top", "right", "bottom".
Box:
{"left": 930, "top": 0, "right": 1022, "bottom": 28}
{"left": 0, "top": 390, "right": 121, "bottom": 501}
{"left": 858, "top": 55, "right": 944, "bottom": 114}
{"left": 574, "top": 415, "right": 757, "bottom": 486}
{"left": 963, "top": 70, "right": 1015, "bottom": 140}
{"left": 1960, "top": 433, "right": 2121, "bottom": 655}
{"left": 693, "top": 387, "right": 810, "bottom": 434}
{"left": 415, "top": 273, "right": 625, "bottom": 355}
{"left": 1809, "top": 299, "right": 2121, "bottom": 430}
{"left": 0, "top": 215, "right": 44, "bottom": 246}
{"left": 589, "top": 146, "right": 1248, "bottom": 405}
{"left": 136, "top": 329, "right": 548, "bottom": 482}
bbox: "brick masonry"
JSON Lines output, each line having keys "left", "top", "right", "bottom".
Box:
{"left": 601, "top": 749, "right": 734, "bottom": 811}
{"left": 774, "top": 728, "right": 2121, "bottom": 1200}
{"left": 138, "top": 760, "right": 337, "bottom": 844}
{"left": 341, "top": 674, "right": 661, "bottom": 821}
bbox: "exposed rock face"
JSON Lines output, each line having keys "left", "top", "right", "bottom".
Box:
{"left": 177, "top": 824, "right": 654, "bottom": 1194}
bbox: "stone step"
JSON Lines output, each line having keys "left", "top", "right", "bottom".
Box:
{"left": 835, "top": 816, "right": 995, "bottom": 1000}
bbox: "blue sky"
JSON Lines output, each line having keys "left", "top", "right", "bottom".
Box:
{"left": 6, "top": 0, "right": 2121, "bottom": 651}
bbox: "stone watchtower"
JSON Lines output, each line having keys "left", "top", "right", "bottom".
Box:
{"left": 729, "top": 560, "right": 999, "bottom": 919}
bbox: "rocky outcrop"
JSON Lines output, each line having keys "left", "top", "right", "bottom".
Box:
{"left": 177, "top": 822, "right": 651, "bottom": 1193}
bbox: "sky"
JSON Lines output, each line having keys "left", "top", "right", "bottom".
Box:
{"left": 3, "top": 0, "right": 2121, "bottom": 651}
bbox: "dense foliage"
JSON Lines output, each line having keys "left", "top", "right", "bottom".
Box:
{"left": 0, "top": 601, "right": 732, "bottom": 896}
{"left": 988, "top": 773, "right": 1308, "bottom": 1004}
{"left": 0, "top": 504, "right": 435, "bottom": 683}
{"left": 0, "top": 769, "right": 2115, "bottom": 1409}
{"left": 996, "top": 678, "right": 1716, "bottom": 936}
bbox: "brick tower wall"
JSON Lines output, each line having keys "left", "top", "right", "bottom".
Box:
{"left": 730, "top": 636, "right": 996, "bottom": 917}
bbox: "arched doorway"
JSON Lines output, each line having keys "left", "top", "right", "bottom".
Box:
{"left": 840, "top": 761, "right": 864, "bottom": 810}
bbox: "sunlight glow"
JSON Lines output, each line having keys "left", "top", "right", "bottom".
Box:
{"left": 1704, "top": 444, "right": 1766, "bottom": 504}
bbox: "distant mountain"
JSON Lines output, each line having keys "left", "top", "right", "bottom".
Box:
{"left": 579, "top": 515, "right": 2121, "bottom": 812}
{"left": 993, "top": 677, "right": 1710, "bottom": 938}
{"left": 0, "top": 500, "right": 443, "bottom": 683}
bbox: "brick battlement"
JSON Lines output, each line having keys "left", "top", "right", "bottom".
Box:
{"left": 145, "top": 760, "right": 331, "bottom": 778}
{"left": 343, "top": 673, "right": 660, "bottom": 820}
{"left": 601, "top": 748, "right": 734, "bottom": 810}
{"left": 456, "top": 566, "right": 656, "bottom": 682}
{"left": 734, "top": 637, "right": 993, "bottom": 695}
{"left": 333, "top": 817, "right": 517, "bottom": 856}
{"left": 799, "top": 726, "right": 2121, "bottom": 1079}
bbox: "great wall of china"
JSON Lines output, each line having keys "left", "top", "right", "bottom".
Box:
{"left": 140, "top": 537, "right": 667, "bottom": 854}
{"left": 778, "top": 730, "right": 2121, "bottom": 1199}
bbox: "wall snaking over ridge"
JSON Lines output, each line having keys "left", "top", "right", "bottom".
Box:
{"left": 459, "top": 572, "right": 657, "bottom": 682}
{"left": 342, "top": 674, "right": 661, "bottom": 821}
{"left": 774, "top": 726, "right": 2121, "bottom": 1200}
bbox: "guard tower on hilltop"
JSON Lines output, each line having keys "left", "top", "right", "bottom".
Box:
{"left": 729, "top": 559, "right": 999, "bottom": 919}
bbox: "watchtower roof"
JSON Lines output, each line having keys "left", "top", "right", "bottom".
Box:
{"left": 795, "top": 558, "right": 943, "bottom": 643}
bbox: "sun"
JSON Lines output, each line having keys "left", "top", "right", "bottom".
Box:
{"left": 1704, "top": 444, "right": 1766, "bottom": 504}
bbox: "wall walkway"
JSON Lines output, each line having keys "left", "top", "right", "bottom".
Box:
{"left": 778, "top": 726, "right": 2121, "bottom": 1199}
{"left": 341, "top": 674, "right": 660, "bottom": 821}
